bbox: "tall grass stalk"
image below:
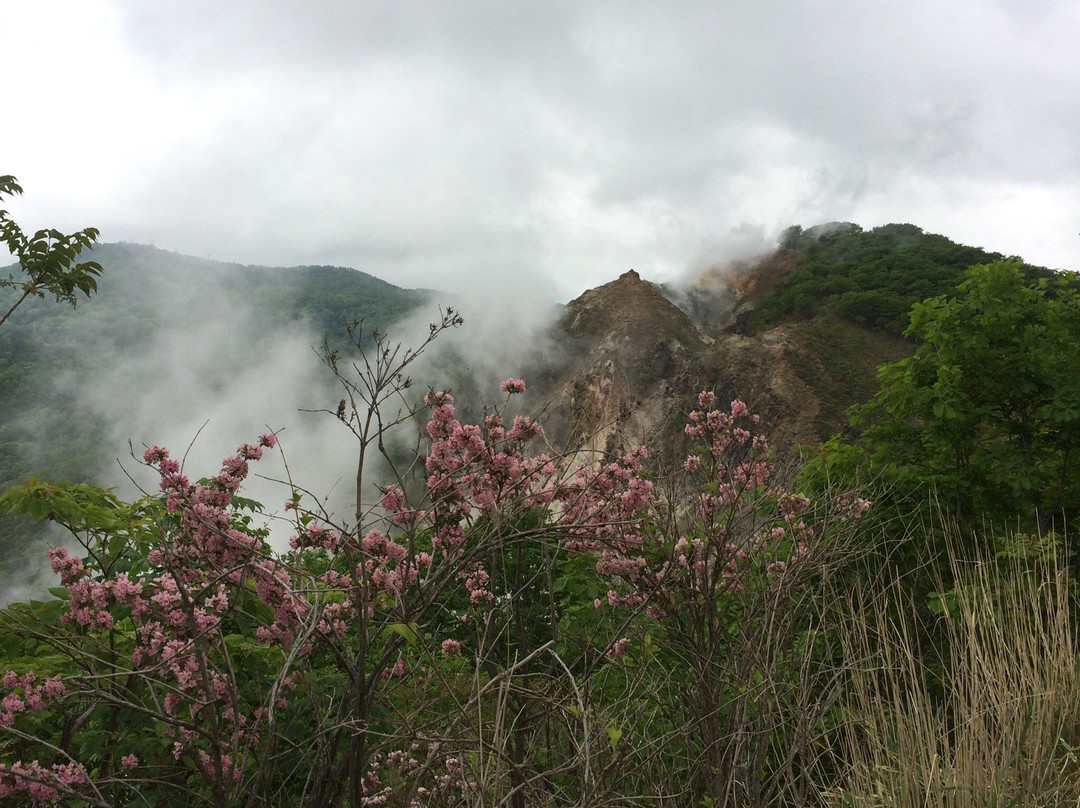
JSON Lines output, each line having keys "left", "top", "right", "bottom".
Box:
{"left": 840, "top": 545, "right": 1080, "bottom": 807}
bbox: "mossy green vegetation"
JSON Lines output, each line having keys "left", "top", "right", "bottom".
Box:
{"left": 755, "top": 222, "right": 1056, "bottom": 335}
{"left": 851, "top": 260, "right": 1080, "bottom": 531}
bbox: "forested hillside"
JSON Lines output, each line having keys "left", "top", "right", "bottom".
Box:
{"left": 750, "top": 222, "right": 1058, "bottom": 334}
{"left": 0, "top": 242, "right": 427, "bottom": 487}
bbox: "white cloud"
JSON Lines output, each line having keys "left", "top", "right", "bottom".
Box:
{"left": 5, "top": 0, "right": 1078, "bottom": 300}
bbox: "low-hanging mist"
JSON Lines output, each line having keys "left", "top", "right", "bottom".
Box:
{"left": 42, "top": 246, "right": 565, "bottom": 552}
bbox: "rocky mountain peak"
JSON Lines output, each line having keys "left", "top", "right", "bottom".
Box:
{"left": 560, "top": 267, "right": 711, "bottom": 348}
{"left": 542, "top": 269, "right": 724, "bottom": 464}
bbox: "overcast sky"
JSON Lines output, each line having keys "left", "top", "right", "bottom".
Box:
{"left": 5, "top": 0, "right": 1079, "bottom": 300}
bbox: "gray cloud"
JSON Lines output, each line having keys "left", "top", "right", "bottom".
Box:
{"left": 6, "top": 0, "right": 1080, "bottom": 302}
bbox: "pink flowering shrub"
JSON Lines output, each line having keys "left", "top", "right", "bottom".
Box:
{"left": 564, "top": 394, "right": 824, "bottom": 624}
{"left": 0, "top": 308, "right": 869, "bottom": 807}
{"left": 0, "top": 432, "right": 311, "bottom": 805}
{"left": 498, "top": 378, "right": 526, "bottom": 395}
{"left": 571, "top": 392, "right": 870, "bottom": 805}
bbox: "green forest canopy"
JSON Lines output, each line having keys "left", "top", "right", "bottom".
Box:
{"left": 754, "top": 222, "right": 1059, "bottom": 334}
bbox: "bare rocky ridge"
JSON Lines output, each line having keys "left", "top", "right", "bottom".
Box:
{"left": 534, "top": 257, "right": 910, "bottom": 466}
{"left": 542, "top": 269, "right": 715, "bottom": 465}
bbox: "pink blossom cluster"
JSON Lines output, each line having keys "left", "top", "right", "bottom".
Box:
{"left": 424, "top": 391, "right": 553, "bottom": 519}
{"left": 0, "top": 678, "right": 78, "bottom": 802}
{"left": 143, "top": 433, "right": 278, "bottom": 576}
{"left": 835, "top": 493, "right": 873, "bottom": 519}
{"left": 1, "top": 671, "right": 66, "bottom": 728}
{"left": 288, "top": 520, "right": 341, "bottom": 553}
{"left": 308, "top": 381, "right": 662, "bottom": 641}
{"left": 412, "top": 385, "right": 668, "bottom": 622}
{"left": 361, "top": 528, "right": 422, "bottom": 600}
{"left": 582, "top": 394, "right": 828, "bottom": 614}
{"left": 48, "top": 546, "right": 148, "bottom": 631}
{"left": 282, "top": 520, "right": 430, "bottom": 646}
{"left": 684, "top": 395, "right": 761, "bottom": 454}
{"left": 264, "top": 385, "right": 563, "bottom": 652}
{"left": 675, "top": 396, "right": 817, "bottom": 593}
{"left": 358, "top": 747, "right": 473, "bottom": 806}
{"left": 140, "top": 434, "right": 311, "bottom": 650}
{"left": 460, "top": 564, "right": 493, "bottom": 603}
{"left": 560, "top": 447, "right": 655, "bottom": 558}
{"left": 404, "top": 389, "right": 561, "bottom": 613}
{"left": 0, "top": 760, "right": 87, "bottom": 804}
{"left": 552, "top": 446, "right": 661, "bottom": 612}
{"left": 670, "top": 535, "right": 752, "bottom": 594}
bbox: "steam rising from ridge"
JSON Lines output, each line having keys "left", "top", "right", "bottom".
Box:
{"left": 657, "top": 223, "right": 780, "bottom": 331}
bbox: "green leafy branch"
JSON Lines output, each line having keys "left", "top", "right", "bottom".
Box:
{"left": 0, "top": 174, "right": 102, "bottom": 329}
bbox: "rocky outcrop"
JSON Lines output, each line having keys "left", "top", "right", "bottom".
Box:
{"left": 543, "top": 270, "right": 713, "bottom": 465}
{"left": 532, "top": 258, "right": 908, "bottom": 466}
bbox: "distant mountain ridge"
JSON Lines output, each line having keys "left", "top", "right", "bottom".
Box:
{"left": 3, "top": 225, "right": 1054, "bottom": 475}
{"left": 535, "top": 266, "right": 898, "bottom": 462}
{"left": 3, "top": 241, "right": 428, "bottom": 343}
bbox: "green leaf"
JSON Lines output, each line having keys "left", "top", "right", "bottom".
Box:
{"left": 927, "top": 589, "right": 958, "bottom": 618}
{"left": 606, "top": 724, "right": 622, "bottom": 753}
{"left": 386, "top": 622, "right": 422, "bottom": 644}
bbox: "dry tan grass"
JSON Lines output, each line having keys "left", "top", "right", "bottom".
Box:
{"left": 837, "top": 546, "right": 1080, "bottom": 808}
